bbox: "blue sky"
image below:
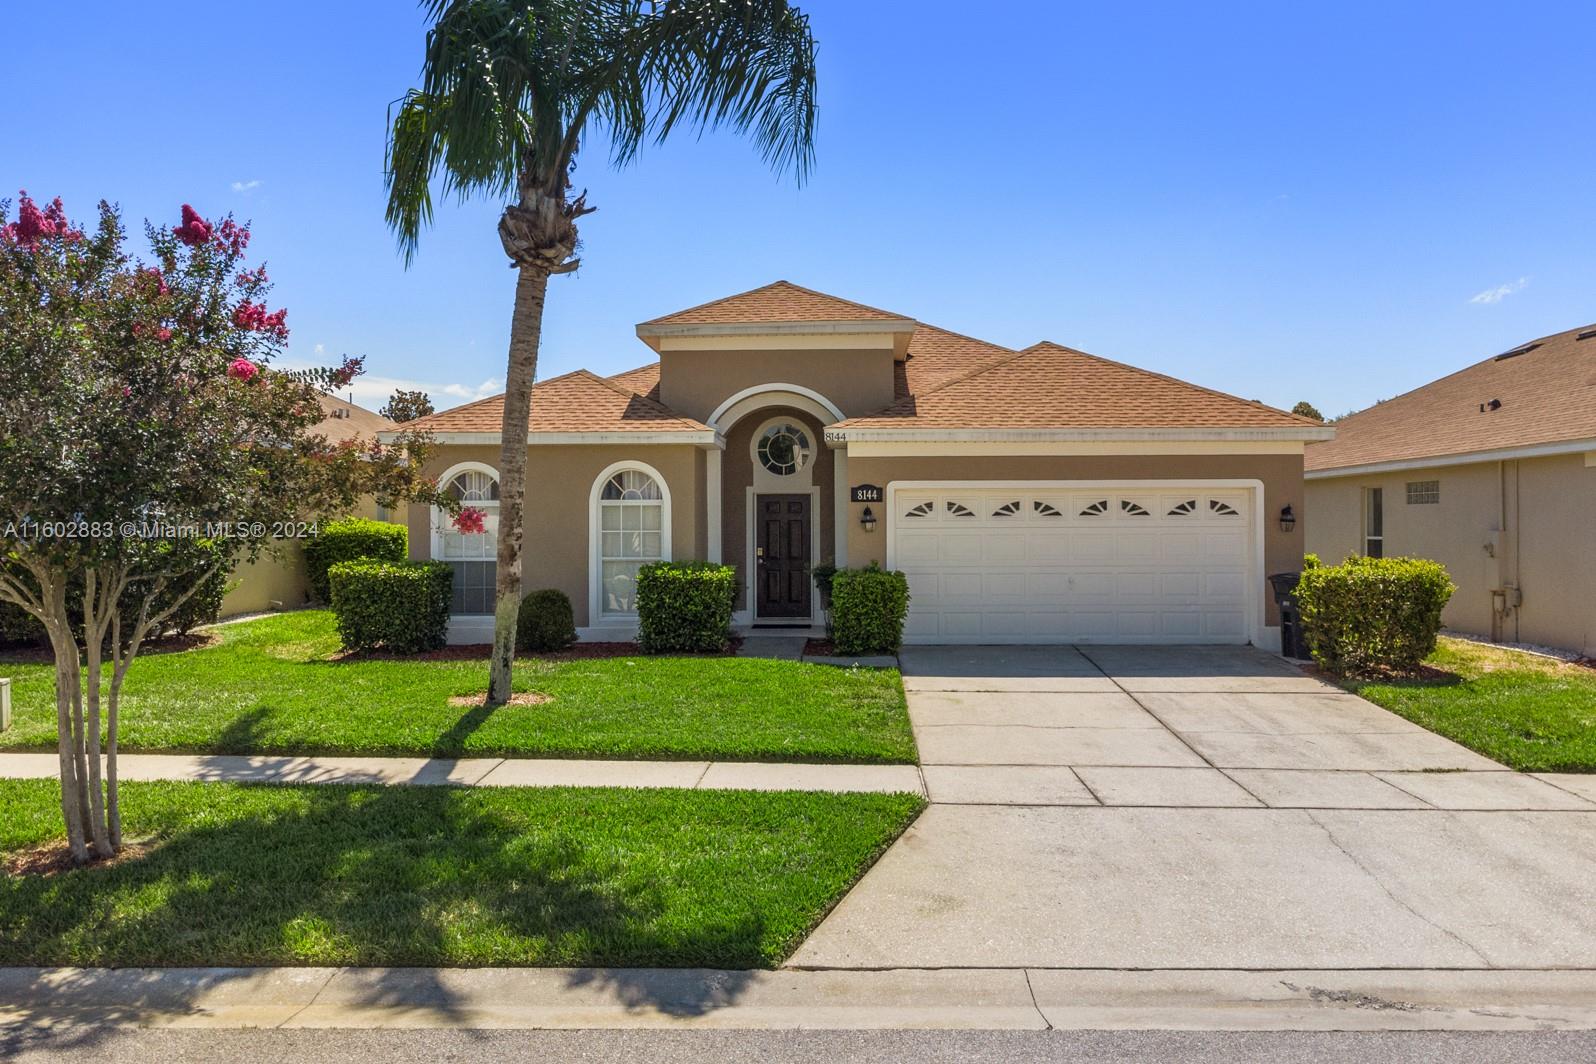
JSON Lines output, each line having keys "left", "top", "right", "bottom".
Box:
{"left": 13, "top": 1, "right": 1595, "bottom": 417}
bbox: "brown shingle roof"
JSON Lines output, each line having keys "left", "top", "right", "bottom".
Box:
{"left": 403, "top": 369, "right": 709, "bottom": 434}
{"left": 900, "top": 324, "right": 1015, "bottom": 397}
{"left": 639, "top": 280, "right": 911, "bottom": 327}
{"left": 839, "top": 341, "right": 1320, "bottom": 431}
{"left": 608, "top": 362, "right": 661, "bottom": 398}
{"left": 1306, "top": 323, "right": 1596, "bottom": 472}
{"left": 314, "top": 395, "right": 395, "bottom": 444}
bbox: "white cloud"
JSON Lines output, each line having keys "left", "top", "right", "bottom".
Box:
{"left": 1469, "top": 277, "right": 1529, "bottom": 305}
{"left": 280, "top": 360, "right": 501, "bottom": 410}
{"left": 230, "top": 179, "right": 263, "bottom": 193}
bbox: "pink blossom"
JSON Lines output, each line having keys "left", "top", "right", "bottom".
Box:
{"left": 227, "top": 357, "right": 259, "bottom": 382}
{"left": 141, "top": 267, "right": 169, "bottom": 296}
{"left": 328, "top": 354, "right": 363, "bottom": 389}
{"left": 173, "top": 204, "right": 214, "bottom": 247}
{"left": 453, "top": 507, "right": 487, "bottom": 535}
{"left": 233, "top": 299, "right": 289, "bottom": 339}
{"left": 156, "top": 326, "right": 173, "bottom": 342}
{"left": 216, "top": 217, "right": 250, "bottom": 256}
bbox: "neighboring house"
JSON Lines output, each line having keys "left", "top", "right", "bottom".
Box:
{"left": 390, "top": 282, "right": 1329, "bottom": 646}
{"left": 1305, "top": 323, "right": 1596, "bottom": 655}
{"left": 218, "top": 395, "right": 399, "bottom": 618}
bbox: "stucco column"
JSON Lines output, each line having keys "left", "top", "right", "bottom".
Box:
{"left": 706, "top": 448, "right": 722, "bottom": 563}
{"left": 832, "top": 447, "right": 849, "bottom": 566}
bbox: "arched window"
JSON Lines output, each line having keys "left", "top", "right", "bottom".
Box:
{"left": 592, "top": 464, "right": 670, "bottom": 619}
{"left": 434, "top": 464, "right": 499, "bottom": 614}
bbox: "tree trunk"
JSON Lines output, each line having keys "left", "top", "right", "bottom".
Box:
{"left": 82, "top": 569, "right": 114, "bottom": 858}
{"left": 488, "top": 266, "right": 551, "bottom": 704}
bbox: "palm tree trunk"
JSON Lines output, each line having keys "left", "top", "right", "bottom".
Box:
{"left": 488, "top": 265, "right": 550, "bottom": 704}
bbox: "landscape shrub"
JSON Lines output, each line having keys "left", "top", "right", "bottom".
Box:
{"left": 830, "top": 563, "right": 911, "bottom": 656}
{"left": 304, "top": 517, "right": 408, "bottom": 603}
{"left": 517, "top": 588, "right": 577, "bottom": 653}
{"left": 327, "top": 559, "right": 452, "bottom": 653}
{"left": 0, "top": 600, "right": 42, "bottom": 647}
{"left": 1296, "top": 555, "right": 1454, "bottom": 677}
{"left": 635, "top": 561, "right": 736, "bottom": 654}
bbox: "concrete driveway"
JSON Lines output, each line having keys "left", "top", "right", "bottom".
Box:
{"left": 791, "top": 644, "right": 1596, "bottom": 970}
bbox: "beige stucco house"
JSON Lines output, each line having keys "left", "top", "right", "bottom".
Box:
{"left": 391, "top": 282, "right": 1330, "bottom": 646}
{"left": 219, "top": 395, "right": 399, "bottom": 618}
{"left": 1306, "top": 322, "right": 1596, "bottom": 655}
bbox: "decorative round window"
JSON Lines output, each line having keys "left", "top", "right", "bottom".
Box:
{"left": 756, "top": 422, "right": 812, "bottom": 476}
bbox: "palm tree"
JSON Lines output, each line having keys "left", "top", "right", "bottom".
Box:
{"left": 386, "top": 0, "right": 817, "bottom": 702}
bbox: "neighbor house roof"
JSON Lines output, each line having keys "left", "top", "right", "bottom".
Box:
{"left": 637, "top": 280, "right": 910, "bottom": 328}
{"left": 1306, "top": 323, "right": 1596, "bottom": 473}
{"left": 402, "top": 369, "right": 711, "bottom": 436}
{"left": 315, "top": 395, "right": 395, "bottom": 445}
{"left": 835, "top": 341, "right": 1321, "bottom": 432}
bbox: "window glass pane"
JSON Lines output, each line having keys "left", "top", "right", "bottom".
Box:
{"left": 622, "top": 505, "right": 641, "bottom": 531}
{"left": 642, "top": 505, "right": 661, "bottom": 531}
{"left": 601, "top": 507, "right": 620, "bottom": 531}
{"left": 602, "top": 531, "right": 621, "bottom": 557}
{"left": 601, "top": 560, "right": 642, "bottom": 613}
{"left": 640, "top": 532, "right": 661, "bottom": 557}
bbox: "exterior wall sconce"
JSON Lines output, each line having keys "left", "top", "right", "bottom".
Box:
{"left": 1279, "top": 504, "right": 1296, "bottom": 533}
{"left": 860, "top": 506, "right": 877, "bottom": 533}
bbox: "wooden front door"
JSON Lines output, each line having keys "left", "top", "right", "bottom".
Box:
{"left": 756, "top": 494, "right": 811, "bottom": 619}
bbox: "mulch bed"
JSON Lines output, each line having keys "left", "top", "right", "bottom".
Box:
{"left": 4, "top": 838, "right": 155, "bottom": 879}
{"left": 336, "top": 639, "right": 743, "bottom": 663}
{"left": 0, "top": 631, "right": 217, "bottom": 665}
{"left": 1300, "top": 662, "right": 1457, "bottom": 684}
{"left": 803, "top": 638, "right": 836, "bottom": 657}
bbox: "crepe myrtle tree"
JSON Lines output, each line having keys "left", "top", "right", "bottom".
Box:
{"left": 385, "top": 0, "right": 818, "bottom": 704}
{"left": 0, "top": 194, "right": 449, "bottom": 863}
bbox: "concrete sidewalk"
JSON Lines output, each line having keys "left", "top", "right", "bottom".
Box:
{"left": 0, "top": 752, "right": 923, "bottom": 795}
{"left": 4, "top": 966, "right": 1596, "bottom": 1032}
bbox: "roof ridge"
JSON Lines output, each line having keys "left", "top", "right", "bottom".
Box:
{"left": 567, "top": 367, "right": 707, "bottom": 430}
{"left": 639, "top": 279, "right": 912, "bottom": 327}
{"left": 1022, "top": 341, "right": 1323, "bottom": 426}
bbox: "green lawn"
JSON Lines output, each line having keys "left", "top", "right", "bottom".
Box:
{"left": 1344, "top": 637, "right": 1596, "bottom": 773}
{"left": 0, "top": 779, "right": 923, "bottom": 968}
{"left": 0, "top": 611, "right": 914, "bottom": 763}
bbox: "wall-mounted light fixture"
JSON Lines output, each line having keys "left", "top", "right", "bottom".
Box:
{"left": 1279, "top": 504, "right": 1296, "bottom": 533}
{"left": 860, "top": 506, "right": 877, "bottom": 533}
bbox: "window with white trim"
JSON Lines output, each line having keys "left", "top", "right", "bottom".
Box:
{"left": 436, "top": 467, "right": 500, "bottom": 614}
{"left": 1406, "top": 480, "right": 1439, "bottom": 505}
{"left": 597, "top": 469, "right": 665, "bottom": 616}
{"left": 1364, "top": 487, "right": 1384, "bottom": 558}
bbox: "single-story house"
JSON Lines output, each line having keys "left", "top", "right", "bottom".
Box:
{"left": 1305, "top": 322, "right": 1596, "bottom": 656}
{"left": 392, "top": 282, "right": 1331, "bottom": 646}
{"left": 219, "top": 395, "right": 398, "bottom": 618}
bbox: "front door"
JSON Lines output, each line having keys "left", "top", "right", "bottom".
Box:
{"left": 756, "top": 494, "right": 811, "bottom": 619}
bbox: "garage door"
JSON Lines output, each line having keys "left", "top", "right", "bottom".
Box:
{"left": 890, "top": 485, "right": 1255, "bottom": 644}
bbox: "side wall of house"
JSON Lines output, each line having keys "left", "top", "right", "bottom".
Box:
{"left": 841, "top": 452, "right": 1305, "bottom": 627}
{"left": 1305, "top": 454, "right": 1596, "bottom": 654}
{"left": 408, "top": 443, "right": 705, "bottom": 628}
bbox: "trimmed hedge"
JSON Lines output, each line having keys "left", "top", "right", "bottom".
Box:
{"left": 1296, "top": 555, "right": 1455, "bottom": 677}
{"left": 517, "top": 588, "right": 577, "bottom": 653}
{"left": 830, "top": 563, "right": 911, "bottom": 656}
{"left": 327, "top": 559, "right": 452, "bottom": 653}
{"left": 0, "top": 600, "right": 41, "bottom": 647}
{"left": 636, "top": 561, "right": 736, "bottom": 654}
{"left": 304, "top": 518, "right": 408, "bottom": 603}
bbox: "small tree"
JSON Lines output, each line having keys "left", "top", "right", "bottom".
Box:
{"left": 0, "top": 194, "right": 445, "bottom": 863}
{"left": 1291, "top": 400, "right": 1324, "bottom": 422}
{"left": 380, "top": 388, "right": 435, "bottom": 423}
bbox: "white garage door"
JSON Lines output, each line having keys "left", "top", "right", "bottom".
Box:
{"left": 890, "top": 484, "right": 1256, "bottom": 645}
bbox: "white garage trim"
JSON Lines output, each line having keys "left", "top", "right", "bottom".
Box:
{"left": 885, "top": 479, "right": 1268, "bottom": 646}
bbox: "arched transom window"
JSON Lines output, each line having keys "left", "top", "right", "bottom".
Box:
{"left": 596, "top": 468, "right": 666, "bottom": 617}
{"left": 434, "top": 465, "right": 500, "bottom": 615}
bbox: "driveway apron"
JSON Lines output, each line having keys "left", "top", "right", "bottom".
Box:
{"left": 791, "top": 644, "right": 1596, "bottom": 970}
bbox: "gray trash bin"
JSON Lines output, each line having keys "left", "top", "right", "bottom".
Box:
{"left": 1268, "top": 572, "right": 1309, "bottom": 659}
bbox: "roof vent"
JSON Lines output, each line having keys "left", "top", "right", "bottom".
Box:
{"left": 1479, "top": 398, "right": 1503, "bottom": 412}
{"left": 1494, "top": 342, "right": 1541, "bottom": 361}
{"left": 1578, "top": 329, "right": 1596, "bottom": 342}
